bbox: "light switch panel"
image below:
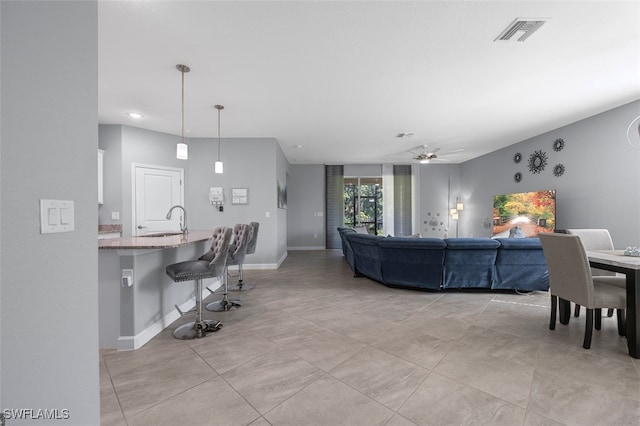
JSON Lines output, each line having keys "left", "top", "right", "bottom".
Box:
{"left": 40, "top": 199, "right": 75, "bottom": 234}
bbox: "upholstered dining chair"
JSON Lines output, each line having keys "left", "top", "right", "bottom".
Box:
{"left": 165, "top": 226, "right": 232, "bottom": 339}
{"left": 539, "top": 233, "right": 626, "bottom": 349}
{"left": 228, "top": 221, "right": 259, "bottom": 291}
{"left": 566, "top": 229, "right": 623, "bottom": 319}
{"left": 206, "top": 223, "right": 249, "bottom": 312}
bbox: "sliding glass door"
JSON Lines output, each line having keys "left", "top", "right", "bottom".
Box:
{"left": 344, "top": 177, "right": 383, "bottom": 235}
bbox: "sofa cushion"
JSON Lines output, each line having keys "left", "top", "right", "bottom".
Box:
{"left": 444, "top": 238, "right": 501, "bottom": 250}
{"left": 493, "top": 238, "right": 549, "bottom": 291}
{"left": 378, "top": 237, "right": 446, "bottom": 289}
{"left": 443, "top": 238, "right": 500, "bottom": 289}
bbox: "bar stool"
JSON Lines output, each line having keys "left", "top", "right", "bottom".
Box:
{"left": 228, "top": 221, "right": 259, "bottom": 291}
{"left": 206, "top": 223, "right": 249, "bottom": 312}
{"left": 165, "top": 226, "right": 232, "bottom": 339}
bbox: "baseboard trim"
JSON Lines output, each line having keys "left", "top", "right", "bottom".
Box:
{"left": 227, "top": 261, "right": 282, "bottom": 271}
{"left": 287, "top": 246, "right": 326, "bottom": 251}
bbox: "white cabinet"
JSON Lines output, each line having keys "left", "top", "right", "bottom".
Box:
{"left": 98, "top": 149, "right": 104, "bottom": 204}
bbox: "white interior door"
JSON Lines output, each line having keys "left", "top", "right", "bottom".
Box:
{"left": 133, "top": 164, "right": 184, "bottom": 236}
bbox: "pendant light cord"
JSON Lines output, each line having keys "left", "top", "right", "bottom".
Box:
{"left": 181, "top": 69, "right": 185, "bottom": 145}
{"left": 215, "top": 104, "right": 224, "bottom": 162}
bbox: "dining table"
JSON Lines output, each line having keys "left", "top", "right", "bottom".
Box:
{"left": 586, "top": 249, "right": 640, "bottom": 359}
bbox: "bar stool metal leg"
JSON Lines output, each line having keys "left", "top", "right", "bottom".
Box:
{"left": 227, "top": 264, "right": 255, "bottom": 291}
{"left": 206, "top": 268, "right": 242, "bottom": 312}
{"left": 173, "top": 278, "right": 223, "bottom": 339}
{"left": 228, "top": 222, "right": 258, "bottom": 292}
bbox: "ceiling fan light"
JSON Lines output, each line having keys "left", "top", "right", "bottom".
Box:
{"left": 420, "top": 159, "right": 430, "bottom": 164}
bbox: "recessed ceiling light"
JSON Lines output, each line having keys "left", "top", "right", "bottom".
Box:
{"left": 126, "top": 112, "right": 144, "bottom": 119}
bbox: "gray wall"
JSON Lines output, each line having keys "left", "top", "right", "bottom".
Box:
{"left": 189, "top": 136, "right": 287, "bottom": 265}
{"left": 1, "top": 1, "right": 100, "bottom": 423}
{"left": 459, "top": 100, "right": 640, "bottom": 246}
{"left": 99, "top": 125, "right": 287, "bottom": 265}
{"left": 415, "top": 164, "right": 462, "bottom": 238}
{"left": 275, "top": 141, "right": 290, "bottom": 260}
{"left": 344, "top": 164, "right": 382, "bottom": 177}
{"left": 287, "top": 164, "right": 325, "bottom": 249}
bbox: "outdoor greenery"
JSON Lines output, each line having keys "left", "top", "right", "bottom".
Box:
{"left": 344, "top": 180, "right": 383, "bottom": 234}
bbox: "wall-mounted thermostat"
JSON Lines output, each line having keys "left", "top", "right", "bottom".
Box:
{"left": 209, "top": 187, "right": 224, "bottom": 211}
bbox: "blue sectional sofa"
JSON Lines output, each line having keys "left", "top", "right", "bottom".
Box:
{"left": 337, "top": 227, "right": 549, "bottom": 292}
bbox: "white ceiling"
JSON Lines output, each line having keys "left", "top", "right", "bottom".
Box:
{"left": 98, "top": 1, "right": 640, "bottom": 165}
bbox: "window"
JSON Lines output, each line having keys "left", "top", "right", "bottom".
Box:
{"left": 344, "top": 177, "right": 383, "bottom": 235}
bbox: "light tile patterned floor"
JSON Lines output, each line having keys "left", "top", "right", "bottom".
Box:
{"left": 100, "top": 250, "right": 640, "bottom": 425}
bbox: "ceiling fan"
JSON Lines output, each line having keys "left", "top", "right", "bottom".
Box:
{"left": 408, "top": 145, "right": 464, "bottom": 164}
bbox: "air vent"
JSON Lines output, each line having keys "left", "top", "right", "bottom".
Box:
{"left": 396, "top": 132, "right": 414, "bottom": 138}
{"left": 495, "top": 18, "right": 550, "bottom": 42}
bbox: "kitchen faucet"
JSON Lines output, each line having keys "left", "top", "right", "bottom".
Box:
{"left": 166, "top": 205, "right": 188, "bottom": 236}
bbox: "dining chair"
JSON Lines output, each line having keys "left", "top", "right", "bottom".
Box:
{"left": 565, "top": 229, "right": 624, "bottom": 320}
{"left": 539, "top": 233, "right": 626, "bottom": 349}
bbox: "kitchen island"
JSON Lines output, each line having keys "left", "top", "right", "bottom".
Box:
{"left": 98, "top": 230, "right": 221, "bottom": 350}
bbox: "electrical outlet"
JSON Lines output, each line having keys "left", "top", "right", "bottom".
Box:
{"left": 121, "top": 269, "right": 133, "bottom": 287}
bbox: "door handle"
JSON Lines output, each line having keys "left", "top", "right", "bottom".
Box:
{"left": 137, "top": 225, "right": 147, "bottom": 229}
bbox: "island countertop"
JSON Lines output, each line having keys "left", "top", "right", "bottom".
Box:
{"left": 98, "top": 229, "right": 217, "bottom": 350}
{"left": 98, "top": 230, "right": 213, "bottom": 250}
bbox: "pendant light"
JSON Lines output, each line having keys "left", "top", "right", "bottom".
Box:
{"left": 214, "top": 104, "right": 224, "bottom": 173}
{"left": 176, "top": 64, "right": 190, "bottom": 160}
